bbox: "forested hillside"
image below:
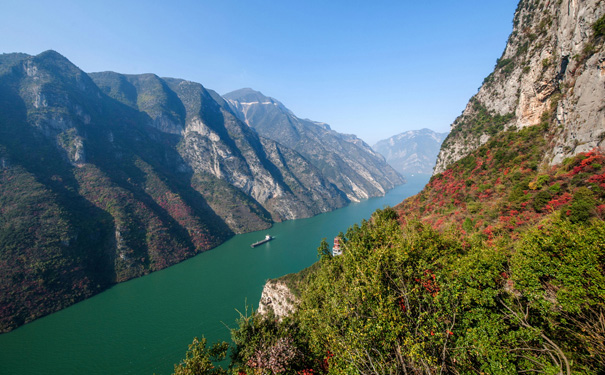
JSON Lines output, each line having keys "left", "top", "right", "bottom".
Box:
{"left": 170, "top": 0, "right": 605, "bottom": 373}
{"left": 174, "top": 127, "right": 605, "bottom": 375}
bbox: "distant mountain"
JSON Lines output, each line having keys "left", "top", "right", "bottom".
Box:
{"left": 372, "top": 129, "right": 448, "bottom": 176}
{"left": 0, "top": 51, "right": 352, "bottom": 332}
{"left": 224, "top": 88, "right": 404, "bottom": 202}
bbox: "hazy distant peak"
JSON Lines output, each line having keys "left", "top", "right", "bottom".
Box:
{"left": 388, "top": 128, "right": 448, "bottom": 143}
{"left": 373, "top": 129, "right": 448, "bottom": 176}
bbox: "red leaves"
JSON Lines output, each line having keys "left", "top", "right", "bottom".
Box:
{"left": 482, "top": 225, "right": 495, "bottom": 240}
{"left": 397, "top": 139, "right": 605, "bottom": 247}
{"left": 588, "top": 172, "right": 605, "bottom": 189}
{"left": 545, "top": 193, "right": 572, "bottom": 211}
{"left": 419, "top": 270, "right": 440, "bottom": 297}
{"left": 568, "top": 149, "right": 603, "bottom": 176}
{"left": 398, "top": 297, "right": 407, "bottom": 312}
{"left": 320, "top": 350, "right": 334, "bottom": 372}
{"left": 572, "top": 165, "right": 583, "bottom": 175}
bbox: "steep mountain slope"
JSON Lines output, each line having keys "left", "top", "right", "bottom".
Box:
{"left": 90, "top": 73, "right": 348, "bottom": 222}
{"left": 0, "top": 51, "right": 230, "bottom": 332}
{"left": 372, "top": 129, "right": 448, "bottom": 176}
{"left": 435, "top": 0, "right": 605, "bottom": 174}
{"left": 224, "top": 88, "right": 404, "bottom": 202}
{"left": 177, "top": 2, "right": 605, "bottom": 374}
{"left": 0, "top": 51, "right": 350, "bottom": 332}
{"left": 217, "top": 128, "right": 605, "bottom": 374}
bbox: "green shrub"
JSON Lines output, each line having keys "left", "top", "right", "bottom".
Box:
{"left": 172, "top": 337, "right": 228, "bottom": 375}
{"left": 512, "top": 219, "right": 605, "bottom": 369}
{"left": 548, "top": 182, "right": 561, "bottom": 193}
{"left": 463, "top": 218, "right": 474, "bottom": 232}
{"left": 564, "top": 187, "right": 596, "bottom": 223}
{"left": 593, "top": 14, "right": 605, "bottom": 38}
{"left": 533, "top": 190, "right": 552, "bottom": 212}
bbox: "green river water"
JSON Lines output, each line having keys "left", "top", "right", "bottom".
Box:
{"left": 0, "top": 176, "right": 429, "bottom": 375}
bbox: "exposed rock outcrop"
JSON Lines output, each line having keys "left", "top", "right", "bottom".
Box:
{"left": 224, "top": 88, "right": 405, "bottom": 202}
{"left": 90, "top": 73, "right": 349, "bottom": 223}
{"left": 434, "top": 0, "right": 605, "bottom": 174}
{"left": 258, "top": 279, "right": 299, "bottom": 320}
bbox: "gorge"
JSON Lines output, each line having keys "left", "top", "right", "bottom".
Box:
{"left": 0, "top": 51, "right": 402, "bottom": 333}
{"left": 187, "top": 1, "right": 605, "bottom": 374}
{"left": 1, "top": 0, "right": 604, "bottom": 373}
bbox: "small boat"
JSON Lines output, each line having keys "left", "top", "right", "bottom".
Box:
{"left": 251, "top": 234, "right": 273, "bottom": 248}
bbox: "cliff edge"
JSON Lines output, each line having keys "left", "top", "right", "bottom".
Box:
{"left": 435, "top": 0, "right": 605, "bottom": 174}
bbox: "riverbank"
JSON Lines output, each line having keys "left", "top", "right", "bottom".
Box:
{"left": 0, "top": 176, "right": 429, "bottom": 375}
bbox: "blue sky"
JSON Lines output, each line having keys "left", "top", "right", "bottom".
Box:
{"left": 1, "top": 0, "right": 519, "bottom": 145}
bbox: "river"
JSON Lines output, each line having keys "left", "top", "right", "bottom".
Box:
{"left": 0, "top": 176, "right": 429, "bottom": 375}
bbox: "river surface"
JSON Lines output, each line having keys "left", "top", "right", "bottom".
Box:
{"left": 0, "top": 176, "right": 428, "bottom": 375}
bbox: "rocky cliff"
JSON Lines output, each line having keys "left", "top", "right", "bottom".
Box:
{"left": 224, "top": 88, "right": 405, "bottom": 202}
{"left": 257, "top": 279, "right": 299, "bottom": 320}
{"left": 90, "top": 73, "right": 348, "bottom": 222}
{"left": 435, "top": 0, "right": 605, "bottom": 174}
{"left": 373, "top": 129, "right": 448, "bottom": 176}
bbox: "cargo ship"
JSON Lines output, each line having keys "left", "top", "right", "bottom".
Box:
{"left": 251, "top": 234, "right": 274, "bottom": 248}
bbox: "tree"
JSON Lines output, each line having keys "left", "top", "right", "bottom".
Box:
{"left": 172, "top": 337, "right": 229, "bottom": 375}
{"left": 316, "top": 238, "right": 332, "bottom": 261}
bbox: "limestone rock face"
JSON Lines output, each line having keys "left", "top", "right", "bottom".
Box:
{"left": 224, "top": 88, "right": 405, "bottom": 202}
{"left": 90, "top": 74, "right": 349, "bottom": 223}
{"left": 258, "top": 279, "right": 299, "bottom": 320}
{"left": 435, "top": 0, "right": 605, "bottom": 175}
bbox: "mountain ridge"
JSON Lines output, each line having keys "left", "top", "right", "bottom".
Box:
{"left": 0, "top": 50, "right": 391, "bottom": 332}
{"left": 224, "top": 88, "right": 404, "bottom": 202}
{"left": 373, "top": 128, "right": 448, "bottom": 176}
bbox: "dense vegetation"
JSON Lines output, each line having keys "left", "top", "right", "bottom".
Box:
{"left": 447, "top": 98, "right": 515, "bottom": 141}
{"left": 398, "top": 124, "right": 605, "bottom": 238}
{"left": 172, "top": 124, "right": 605, "bottom": 374}
{"left": 0, "top": 51, "right": 234, "bottom": 332}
